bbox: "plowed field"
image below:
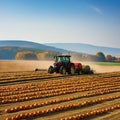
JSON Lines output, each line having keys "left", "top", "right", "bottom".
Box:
{"left": 0, "top": 71, "right": 120, "bottom": 120}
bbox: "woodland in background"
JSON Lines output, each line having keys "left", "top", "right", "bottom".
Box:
{"left": 0, "top": 46, "right": 120, "bottom": 62}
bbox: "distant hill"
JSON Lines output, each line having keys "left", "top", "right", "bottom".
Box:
{"left": 45, "top": 43, "right": 120, "bottom": 56}
{"left": 0, "top": 40, "right": 67, "bottom": 53}
{"left": 0, "top": 46, "right": 61, "bottom": 60}
{"left": 0, "top": 40, "right": 67, "bottom": 60}
{"left": 0, "top": 40, "right": 119, "bottom": 60}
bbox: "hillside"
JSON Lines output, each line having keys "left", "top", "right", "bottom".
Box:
{"left": 0, "top": 40, "right": 119, "bottom": 61}
{"left": 0, "top": 46, "right": 60, "bottom": 60}
{"left": 0, "top": 40, "right": 67, "bottom": 53}
{"left": 1, "top": 40, "right": 119, "bottom": 56}
{"left": 46, "top": 43, "right": 120, "bottom": 56}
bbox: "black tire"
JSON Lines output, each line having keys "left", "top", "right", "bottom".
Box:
{"left": 35, "top": 68, "right": 39, "bottom": 71}
{"left": 59, "top": 66, "right": 66, "bottom": 74}
{"left": 48, "top": 66, "right": 54, "bottom": 74}
{"left": 69, "top": 64, "right": 75, "bottom": 75}
{"left": 89, "top": 70, "right": 94, "bottom": 74}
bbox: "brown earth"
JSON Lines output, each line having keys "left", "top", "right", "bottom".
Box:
{"left": 0, "top": 60, "right": 120, "bottom": 73}
{"left": 0, "top": 71, "right": 120, "bottom": 120}
{"left": 0, "top": 60, "right": 54, "bottom": 72}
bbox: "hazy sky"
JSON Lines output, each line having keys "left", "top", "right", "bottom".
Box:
{"left": 0, "top": 0, "right": 120, "bottom": 48}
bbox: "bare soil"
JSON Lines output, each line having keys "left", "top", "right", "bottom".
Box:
{"left": 0, "top": 60, "right": 53, "bottom": 72}
{"left": 0, "top": 60, "right": 120, "bottom": 73}
{"left": 0, "top": 70, "right": 120, "bottom": 120}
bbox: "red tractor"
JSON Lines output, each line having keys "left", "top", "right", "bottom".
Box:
{"left": 48, "top": 55, "right": 93, "bottom": 75}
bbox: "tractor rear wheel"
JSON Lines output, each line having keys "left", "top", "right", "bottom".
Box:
{"left": 59, "top": 66, "right": 66, "bottom": 74}
{"left": 69, "top": 64, "right": 75, "bottom": 75}
{"left": 48, "top": 66, "right": 54, "bottom": 74}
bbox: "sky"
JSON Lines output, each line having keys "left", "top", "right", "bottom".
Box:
{"left": 0, "top": 0, "right": 120, "bottom": 48}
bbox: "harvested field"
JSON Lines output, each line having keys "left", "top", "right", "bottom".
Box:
{"left": 0, "top": 71, "right": 120, "bottom": 120}
{"left": 0, "top": 60, "right": 120, "bottom": 73}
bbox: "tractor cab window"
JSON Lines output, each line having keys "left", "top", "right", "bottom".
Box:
{"left": 57, "top": 57, "right": 65, "bottom": 62}
{"left": 61, "top": 57, "right": 65, "bottom": 62}
{"left": 66, "top": 57, "right": 70, "bottom": 63}
{"left": 57, "top": 57, "right": 63, "bottom": 62}
{"left": 56, "top": 56, "right": 70, "bottom": 63}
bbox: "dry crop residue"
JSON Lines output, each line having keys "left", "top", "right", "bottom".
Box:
{"left": 0, "top": 71, "right": 120, "bottom": 120}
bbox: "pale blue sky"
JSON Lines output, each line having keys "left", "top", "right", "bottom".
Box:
{"left": 0, "top": 0, "right": 120, "bottom": 48}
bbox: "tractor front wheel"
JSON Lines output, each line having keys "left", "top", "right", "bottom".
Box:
{"left": 48, "top": 66, "right": 54, "bottom": 74}
{"left": 59, "top": 66, "right": 66, "bottom": 74}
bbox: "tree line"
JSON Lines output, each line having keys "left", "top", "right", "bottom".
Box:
{"left": 15, "top": 51, "right": 60, "bottom": 60}
{"left": 1, "top": 47, "right": 119, "bottom": 62}
{"left": 15, "top": 51, "right": 120, "bottom": 62}
{"left": 72, "top": 52, "right": 120, "bottom": 62}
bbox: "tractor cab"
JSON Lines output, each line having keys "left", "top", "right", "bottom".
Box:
{"left": 48, "top": 54, "right": 93, "bottom": 75}
{"left": 48, "top": 55, "right": 75, "bottom": 74}
{"left": 54, "top": 55, "right": 71, "bottom": 63}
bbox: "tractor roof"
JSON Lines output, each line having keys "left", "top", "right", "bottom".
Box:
{"left": 55, "top": 55, "right": 71, "bottom": 57}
